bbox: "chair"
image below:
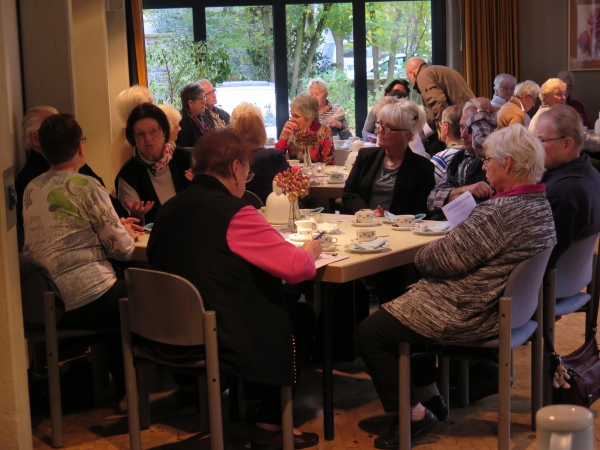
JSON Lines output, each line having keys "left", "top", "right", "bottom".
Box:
{"left": 19, "top": 254, "right": 115, "bottom": 448}
{"left": 242, "top": 190, "right": 264, "bottom": 209}
{"left": 397, "top": 246, "right": 553, "bottom": 450}
{"left": 120, "top": 268, "right": 294, "bottom": 450}
{"left": 542, "top": 233, "right": 600, "bottom": 404}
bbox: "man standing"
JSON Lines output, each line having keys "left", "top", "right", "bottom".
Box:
{"left": 405, "top": 57, "right": 475, "bottom": 131}
{"left": 197, "top": 79, "right": 230, "bottom": 129}
{"left": 534, "top": 105, "right": 600, "bottom": 267}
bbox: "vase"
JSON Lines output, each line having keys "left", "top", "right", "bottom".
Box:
{"left": 302, "top": 146, "right": 312, "bottom": 172}
{"left": 287, "top": 198, "right": 300, "bottom": 232}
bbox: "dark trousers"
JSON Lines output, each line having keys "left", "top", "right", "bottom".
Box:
{"left": 354, "top": 308, "right": 437, "bottom": 412}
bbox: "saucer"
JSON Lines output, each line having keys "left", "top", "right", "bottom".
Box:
{"left": 347, "top": 247, "right": 385, "bottom": 254}
{"left": 351, "top": 221, "right": 381, "bottom": 227}
{"left": 391, "top": 225, "right": 412, "bottom": 231}
{"left": 321, "top": 245, "right": 338, "bottom": 252}
{"left": 327, "top": 179, "right": 345, "bottom": 184}
{"left": 289, "top": 233, "right": 313, "bottom": 242}
{"left": 412, "top": 230, "right": 449, "bottom": 236}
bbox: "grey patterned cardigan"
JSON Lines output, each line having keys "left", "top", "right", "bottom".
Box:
{"left": 383, "top": 191, "right": 556, "bottom": 343}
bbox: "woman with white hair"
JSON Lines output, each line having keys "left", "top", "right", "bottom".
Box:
{"left": 557, "top": 70, "right": 590, "bottom": 128}
{"left": 355, "top": 123, "right": 556, "bottom": 448}
{"left": 157, "top": 104, "right": 183, "bottom": 147}
{"left": 342, "top": 97, "right": 435, "bottom": 216}
{"left": 308, "top": 77, "right": 352, "bottom": 139}
{"left": 528, "top": 78, "right": 567, "bottom": 132}
{"left": 490, "top": 73, "right": 517, "bottom": 108}
{"left": 497, "top": 80, "right": 540, "bottom": 129}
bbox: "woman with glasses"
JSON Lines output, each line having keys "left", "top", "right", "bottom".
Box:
{"left": 147, "top": 128, "right": 322, "bottom": 449}
{"left": 497, "top": 80, "right": 541, "bottom": 129}
{"left": 528, "top": 78, "right": 568, "bottom": 132}
{"left": 308, "top": 77, "right": 352, "bottom": 140}
{"left": 176, "top": 83, "right": 210, "bottom": 148}
{"left": 342, "top": 97, "right": 435, "bottom": 217}
{"left": 490, "top": 73, "right": 517, "bottom": 108}
{"left": 362, "top": 79, "right": 411, "bottom": 139}
{"left": 116, "top": 103, "right": 192, "bottom": 224}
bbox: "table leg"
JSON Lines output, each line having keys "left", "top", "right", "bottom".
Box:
{"left": 320, "top": 281, "right": 334, "bottom": 440}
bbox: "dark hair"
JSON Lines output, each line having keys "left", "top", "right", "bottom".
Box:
{"left": 38, "top": 113, "right": 82, "bottom": 165}
{"left": 384, "top": 79, "right": 411, "bottom": 97}
{"left": 180, "top": 83, "right": 204, "bottom": 111}
{"left": 125, "top": 103, "right": 170, "bottom": 147}
{"left": 193, "top": 128, "right": 254, "bottom": 179}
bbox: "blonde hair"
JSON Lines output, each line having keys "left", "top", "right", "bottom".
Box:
{"left": 483, "top": 124, "right": 546, "bottom": 183}
{"left": 157, "top": 104, "right": 182, "bottom": 131}
{"left": 539, "top": 78, "right": 567, "bottom": 103}
{"left": 373, "top": 97, "right": 425, "bottom": 140}
{"left": 230, "top": 102, "right": 267, "bottom": 147}
{"left": 22, "top": 105, "right": 59, "bottom": 149}
{"left": 115, "top": 85, "right": 153, "bottom": 124}
{"left": 308, "top": 77, "right": 328, "bottom": 95}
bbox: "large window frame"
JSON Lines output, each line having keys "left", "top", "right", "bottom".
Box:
{"left": 141, "top": 0, "right": 445, "bottom": 136}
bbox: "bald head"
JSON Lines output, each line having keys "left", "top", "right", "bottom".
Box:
{"left": 406, "top": 57, "right": 426, "bottom": 84}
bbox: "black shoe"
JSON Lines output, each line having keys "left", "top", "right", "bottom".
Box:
{"left": 250, "top": 425, "right": 319, "bottom": 450}
{"left": 373, "top": 409, "right": 438, "bottom": 449}
{"left": 422, "top": 395, "right": 448, "bottom": 422}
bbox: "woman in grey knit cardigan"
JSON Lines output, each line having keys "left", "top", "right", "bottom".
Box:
{"left": 355, "top": 124, "right": 557, "bottom": 448}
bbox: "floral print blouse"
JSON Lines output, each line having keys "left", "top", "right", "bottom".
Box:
{"left": 275, "top": 120, "right": 335, "bottom": 165}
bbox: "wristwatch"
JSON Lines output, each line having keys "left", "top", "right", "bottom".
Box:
{"left": 477, "top": 109, "right": 490, "bottom": 114}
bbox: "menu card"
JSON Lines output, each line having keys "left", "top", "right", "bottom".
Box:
{"left": 442, "top": 191, "right": 476, "bottom": 227}
{"left": 315, "top": 252, "right": 349, "bottom": 269}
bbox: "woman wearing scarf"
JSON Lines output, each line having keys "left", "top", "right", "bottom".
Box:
{"left": 116, "top": 103, "right": 192, "bottom": 224}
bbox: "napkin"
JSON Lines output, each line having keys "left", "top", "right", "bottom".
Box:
{"left": 417, "top": 222, "right": 450, "bottom": 232}
{"left": 384, "top": 211, "right": 397, "bottom": 221}
{"left": 349, "top": 238, "right": 387, "bottom": 250}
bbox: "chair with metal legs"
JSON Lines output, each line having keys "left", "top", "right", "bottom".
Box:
{"left": 398, "top": 246, "right": 553, "bottom": 450}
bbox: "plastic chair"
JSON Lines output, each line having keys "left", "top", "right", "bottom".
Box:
{"left": 19, "top": 254, "right": 116, "bottom": 448}
{"left": 242, "top": 190, "right": 264, "bottom": 209}
{"left": 120, "top": 268, "right": 294, "bottom": 450}
{"left": 542, "top": 233, "right": 600, "bottom": 404}
{"left": 397, "top": 246, "right": 553, "bottom": 450}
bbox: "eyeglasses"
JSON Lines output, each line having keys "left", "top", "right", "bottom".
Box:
{"left": 480, "top": 156, "right": 495, "bottom": 166}
{"left": 246, "top": 170, "right": 255, "bottom": 183}
{"left": 134, "top": 128, "right": 163, "bottom": 140}
{"left": 196, "top": 96, "right": 207, "bottom": 102}
{"left": 499, "top": 86, "right": 515, "bottom": 91}
{"left": 375, "top": 122, "right": 409, "bottom": 134}
{"left": 80, "top": 136, "right": 87, "bottom": 142}
{"left": 205, "top": 89, "right": 217, "bottom": 96}
{"left": 538, "top": 136, "right": 566, "bottom": 144}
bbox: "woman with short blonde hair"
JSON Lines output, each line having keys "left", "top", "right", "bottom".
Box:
{"left": 529, "top": 78, "right": 567, "bottom": 132}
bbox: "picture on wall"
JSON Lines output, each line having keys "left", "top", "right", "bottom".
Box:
{"left": 569, "top": 0, "right": 600, "bottom": 70}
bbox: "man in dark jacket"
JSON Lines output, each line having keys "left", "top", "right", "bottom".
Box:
{"left": 533, "top": 105, "right": 600, "bottom": 267}
{"left": 198, "top": 79, "right": 230, "bottom": 129}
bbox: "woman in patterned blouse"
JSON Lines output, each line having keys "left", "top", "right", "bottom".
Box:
{"left": 308, "top": 77, "right": 352, "bottom": 140}
{"left": 275, "top": 93, "right": 335, "bottom": 165}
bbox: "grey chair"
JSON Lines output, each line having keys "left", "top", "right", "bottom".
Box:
{"left": 397, "top": 246, "right": 553, "bottom": 450}
{"left": 542, "top": 233, "right": 600, "bottom": 404}
{"left": 242, "top": 190, "right": 264, "bottom": 209}
{"left": 120, "top": 268, "right": 294, "bottom": 450}
{"left": 19, "top": 254, "right": 115, "bottom": 448}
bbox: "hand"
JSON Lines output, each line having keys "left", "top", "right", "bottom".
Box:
{"left": 302, "top": 240, "right": 322, "bottom": 260}
{"left": 328, "top": 119, "right": 341, "bottom": 128}
{"left": 280, "top": 119, "right": 297, "bottom": 141}
{"left": 185, "top": 168, "right": 194, "bottom": 182}
{"left": 470, "top": 97, "right": 499, "bottom": 113}
{"left": 123, "top": 199, "right": 155, "bottom": 218}
{"left": 366, "top": 134, "right": 377, "bottom": 143}
{"left": 374, "top": 205, "right": 387, "bottom": 217}
{"left": 120, "top": 217, "right": 145, "bottom": 241}
{"left": 465, "top": 181, "right": 494, "bottom": 199}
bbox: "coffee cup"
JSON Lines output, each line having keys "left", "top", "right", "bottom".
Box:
{"left": 355, "top": 209, "right": 374, "bottom": 223}
{"left": 289, "top": 159, "right": 300, "bottom": 167}
{"left": 356, "top": 229, "right": 376, "bottom": 242}
{"left": 329, "top": 171, "right": 346, "bottom": 182}
{"left": 397, "top": 215, "right": 415, "bottom": 227}
{"left": 536, "top": 405, "right": 593, "bottom": 450}
{"left": 320, "top": 234, "right": 338, "bottom": 247}
{"left": 266, "top": 137, "right": 276, "bottom": 145}
{"left": 296, "top": 220, "right": 317, "bottom": 236}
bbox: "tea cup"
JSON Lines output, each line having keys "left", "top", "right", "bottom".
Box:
{"left": 266, "top": 137, "right": 276, "bottom": 145}
{"left": 296, "top": 220, "right": 317, "bottom": 236}
{"left": 329, "top": 171, "right": 346, "bottom": 182}
{"left": 289, "top": 159, "right": 300, "bottom": 167}
{"left": 319, "top": 234, "right": 338, "bottom": 247}
{"left": 355, "top": 209, "right": 374, "bottom": 223}
{"left": 356, "top": 229, "right": 376, "bottom": 242}
{"left": 397, "top": 215, "right": 415, "bottom": 227}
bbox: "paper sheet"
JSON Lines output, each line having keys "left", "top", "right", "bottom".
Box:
{"left": 442, "top": 191, "right": 476, "bottom": 227}
{"left": 315, "top": 252, "right": 349, "bottom": 269}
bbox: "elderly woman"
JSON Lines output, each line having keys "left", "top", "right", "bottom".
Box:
{"left": 230, "top": 102, "right": 290, "bottom": 204}
{"left": 157, "top": 104, "right": 183, "bottom": 147}
{"left": 528, "top": 78, "right": 567, "bottom": 132}
{"left": 308, "top": 77, "right": 352, "bottom": 139}
{"left": 275, "top": 93, "right": 335, "bottom": 165}
{"left": 342, "top": 97, "right": 435, "bottom": 216}
{"left": 116, "top": 103, "right": 192, "bottom": 224}
{"left": 362, "top": 79, "right": 411, "bottom": 138}
{"left": 490, "top": 73, "right": 517, "bottom": 108}
{"left": 110, "top": 85, "right": 153, "bottom": 177}
{"left": 355, "top": 124, "right": 556, "bottom": 448}
{"left": 175, "top": 83, "right": 209, "bottom": 148}
{"left": 147, "top": 128, "right": 321, "bottom": 449}
{"left": 557, "top": 70, "right": 590, "bottom": 128}
{"left": 497, "top": 80, "right": 540, "bottom": 129}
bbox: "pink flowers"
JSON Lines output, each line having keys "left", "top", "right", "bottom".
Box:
{"left": 274, "top": 168, "right": 311, "bottom": 202}
{"left": 579, "top": 30, "right": 591, "bottom": 55}
{"left": 294, "top": 129, "right": 320, "bottom": 148}
{"left": 579, "top": 7, "right": 600, "bottom": 57}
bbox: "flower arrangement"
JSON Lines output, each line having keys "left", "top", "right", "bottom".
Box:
{"left": 274, "top": 167, "right": 311, "bottom": 202}
{"left": 294, "top": 128, "right": 320, "bottom": 148}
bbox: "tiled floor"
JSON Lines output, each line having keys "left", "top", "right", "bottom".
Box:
{"left": 31, "top": 311, "right": 600, "bottom": 450}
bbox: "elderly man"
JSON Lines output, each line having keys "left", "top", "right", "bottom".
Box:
{"left": 557, "top": 70, "right": 590, "bottom": 128}
{"left": 427, "top": 103, "right": 496, "bottom": 219}
{"left": 176, "top": 83, "right": 209, "bottom": 148}
{"left": 534, "top": 105, "right": 600, "bottom": 266}
{"left": 197, "top": 79, "right": 230, "bottom": 129}
{"left": 405, "top": 57, "right": 475, "bottom": 131}
{"left": 431, "top": 105, "right": 463, "bottom": 182}
{"left": 496, "top": 80, "right": 540, "bottom": 129}
{"left": 490, "top": 73, "right": 517, "bottom": 108}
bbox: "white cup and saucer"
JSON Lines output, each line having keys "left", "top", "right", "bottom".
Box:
{"left": 352, "top": 209, "right": 381, "bottom": 227}
{"left": 390, "top": 215, "right": 415, "bottom": 231}
{"left": 328, "top": 171, "right": 347, "bottom": 184}
{"left": 318, "top": 234, "right": 338, "bottom": 251}
{"left": 356, "top": 229, "right": 376, "bottom": 242}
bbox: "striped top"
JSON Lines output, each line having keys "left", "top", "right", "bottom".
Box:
{"left": 319, "top": 100, "right": 352, "bottom": 140}
{"left": 431, "top": 144, "right": 462, "bottom": 182}
{"left": 383, "top": 191, "right": 556, "bottom": 342}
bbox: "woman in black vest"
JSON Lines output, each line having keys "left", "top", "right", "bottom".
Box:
{"left": 148, "top": 128, "right": 322, "bottom": 449}
{"left": 116, "top": 103, "right": 191, "bottom": 224}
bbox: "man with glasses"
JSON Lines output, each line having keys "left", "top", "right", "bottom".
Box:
{"left": 176, "top": 83, "right": 210, "bottom": 148}
{"left": 490, "top": 73, "right": 517, "bottom": 108}
{"left": 534, "top": 105, "right": 600, "bottom": 266}
{"left": 497, "top": 80, "right": 540, "bottom": 129}
{"left": 198, "top": 79, "right": 230, "bottom": 129}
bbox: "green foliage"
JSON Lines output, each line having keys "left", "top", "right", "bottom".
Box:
{"left": 143, "top": 8, "right": 192, "bottom": 35}
{"left": 146, "top": 35, "right": 231, "bottom": 108}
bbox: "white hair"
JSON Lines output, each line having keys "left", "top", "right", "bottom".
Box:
{"left": 514, "top": 80, "right": 540, "bottom": 99}
{"left": 556, "top": 71, "right": 574, "bottom": 85}
{"left": 308, "top": 77, "right": 328, "bottom": 95}
{"left": 373, "top": 97, "right": 425, "bottom": 140}
{"left": 22, "top": 105, "right": 59, "bottom": 149}
{"left": 115, "top": 85, "right": 153, "bottom": 124}
{"left": 157, "top": 104, "right": 182, "bottom": 131}
{"left": 493, "top": 73, "right": 517, "bottom": 91}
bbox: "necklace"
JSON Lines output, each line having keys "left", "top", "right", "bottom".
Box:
{"left": 386, "top": 158, "right": 396, "bottom": 167}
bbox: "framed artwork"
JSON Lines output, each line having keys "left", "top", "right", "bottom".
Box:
{"left": 569, "top": 0, "right": 600, "bottom": 70}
